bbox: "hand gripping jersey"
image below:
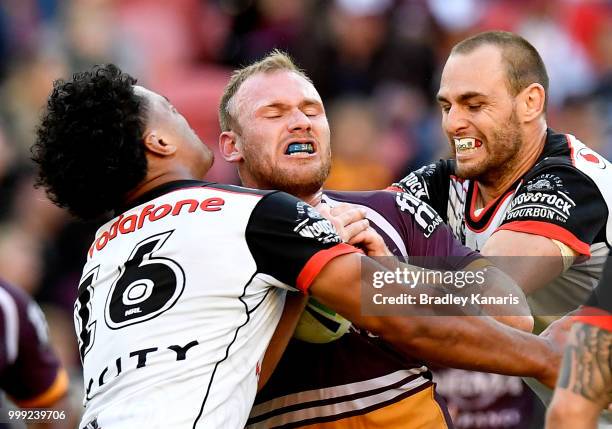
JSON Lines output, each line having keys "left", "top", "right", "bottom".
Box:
{"left": 75, "top": 181, "right": 357, "bottom": 429}
{"left": 390, "top": 129, "right": 612, "bottom": 428}
{"left": 248, "top": 189, "right": 480, "bottom": 429}
{"left": 391, "top": 129, "right": 612, "bottom": 317}
{"left": 0, "top": 280, "right": 68, "bottom": 407}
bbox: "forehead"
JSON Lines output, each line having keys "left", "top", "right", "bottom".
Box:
{"left": 133, "top": 85, "right": 168, "bottom": 109}
{"left": 234, "top": 70, "right": 322, "bottom": 112}
{"left": 439, "top": 45, "right": 509, "bottom": 99}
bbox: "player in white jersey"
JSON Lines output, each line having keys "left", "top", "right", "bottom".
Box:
{"left": 31, "top": 64, "right": 561, "bottom": 428}
{"left": 390, "top": 31, "right": 612, "bottom": 427}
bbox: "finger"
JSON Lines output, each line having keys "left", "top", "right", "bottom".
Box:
{"left": 343, "top": 219, "right": 370, "bottom": 241}
{"left": 348, "top": 229, "right": 371, "bottom": 246}
{"left": 331, "top": 204, "right": 367, "bottom": 220}
{"left": 334, "top": 208, "right": 367, "bottom": 228}
{"left": 314, "top": 203, "right": 332, "bottom": 220}
{"left": 329, "top": 203, "right": 354, "bottom": 216}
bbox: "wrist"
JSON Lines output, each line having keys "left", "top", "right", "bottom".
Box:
{"left": 535, "top": 337, "right": 561, "bottom": 388}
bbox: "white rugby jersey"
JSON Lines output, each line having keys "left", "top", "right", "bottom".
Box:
{"left": 391, "top": 130, "right": 612, "bottom": 316}
{"left": 74, "top": 180, "right": 356, "bottom": 429}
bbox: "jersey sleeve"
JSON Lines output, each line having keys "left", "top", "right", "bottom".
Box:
{"left": 573, "top": 304, "right": 612, "bottom": 331}
{"left": 387, "top": 160, "right": 453, "bottom": 219}
{"left": 246, "top": 192, "right": 360, "bottom": 294}
{"left": 0, "top": 283, "right": 68, "bottom": 407}
{"left": 497, "top": 161, "right": 607, "bottom": 256}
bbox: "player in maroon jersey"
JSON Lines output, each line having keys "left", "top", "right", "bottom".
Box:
{"left": 0, "top": 279, "right": 68, "bottom": 408}
{"left": 218, "top": 50, "right": 568, "bottom": 428}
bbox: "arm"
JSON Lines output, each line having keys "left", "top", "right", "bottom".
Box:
{"left": 481, "top": 230, "right": 575, "bottom": 294}
{"left": 257, "top": 292, "right": 308, "bottom": 390}
{"left": 317, "top": 200, "right": 533, "bottom": 331}
{"left": 308, "top": 253, "right": 560, "bottom": 387}
{"left": 487, "top": 163, "right": 606, "bottom": 294}
{"left": 546, "top": 322, "right": 612, "bottom": 428}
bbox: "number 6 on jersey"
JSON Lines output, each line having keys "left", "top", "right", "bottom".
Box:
{"left": 105, "top": 230, "right": 185, "bottom": 329}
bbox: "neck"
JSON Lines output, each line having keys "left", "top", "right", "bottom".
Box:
{"left": 239, "top": 171, "right": 324, "bottom": 206}
{"left": 125, "top": 169, "right": 197, "bottom": 205}
{"left": 478, "top": 127, "right": 547, "bottom": 205}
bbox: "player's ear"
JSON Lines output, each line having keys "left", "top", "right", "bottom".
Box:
{"left": 143, "top": 131, "right": 177, "bottom": 156}
{"left": 219, "top": 131, "right": 243, "bottom": 163}
{"left": 517, "top": 83, "right": 545, "bottom": 123}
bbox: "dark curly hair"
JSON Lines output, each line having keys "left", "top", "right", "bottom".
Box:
{"left": 32, "top": 64, "right": 149, "bottom": 220}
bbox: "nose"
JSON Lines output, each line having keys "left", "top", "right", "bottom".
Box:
{"left": 287, "top": 109, "right": 312, "bottom": 133}
{"left": 444, "top": 105, "right": 469, "bottom": 136}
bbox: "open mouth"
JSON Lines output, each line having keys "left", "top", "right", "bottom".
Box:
{"left": 285, "top": 142, "right": 315, "bottom": 155}
{"left": 454, "top": 137, "right": 482, "bottom": 153}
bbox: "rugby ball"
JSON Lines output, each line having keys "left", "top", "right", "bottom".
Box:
{"left": 293, "top": 298, "right": 352, "bottom": 343}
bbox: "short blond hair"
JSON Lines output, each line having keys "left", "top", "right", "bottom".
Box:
{"left": 219, "top": 50, "right": 311, "bottom": 131}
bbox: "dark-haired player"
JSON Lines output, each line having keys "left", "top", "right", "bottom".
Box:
{"left": 390, "top": 30, "right": 612, "bottom": 427}
{"left": 33, "top": 64, "right": 560, "bottom": 428}
{"left": 0, "top": 279, "right": 68, "bottom": 409}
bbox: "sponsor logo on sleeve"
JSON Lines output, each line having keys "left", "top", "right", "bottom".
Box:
{"left": 293, "top": 201, "right": 342, "bottom": 244}
{"left": 505, "top": 174, "right": 576, "bottom": 223}
{"left": 396, "top": 163, "right": 436, "bottom": 199}
{"left": 395, "top": 192, "right": 443, "bottom": 238}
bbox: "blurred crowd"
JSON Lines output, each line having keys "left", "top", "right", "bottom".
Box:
{"left": 1, "top": 0, "right": 612, "bottom": 421}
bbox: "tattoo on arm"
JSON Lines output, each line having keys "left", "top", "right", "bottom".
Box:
{"left": 557, "top": 322, "right": 612, "bottom": 406}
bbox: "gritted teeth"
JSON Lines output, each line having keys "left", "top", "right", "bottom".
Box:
{"left": 454, "top": 137, "right": 483, "bottom": 151}
{"left": 285, "top": 142, "right": 314, "bottom": 155}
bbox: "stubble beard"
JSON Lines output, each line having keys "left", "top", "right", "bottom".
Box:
{"left": 455, "top": 108, "right": 523, "bottom": 186}
{"left": 242, "top": 146, "right": 332, "bottom": 199}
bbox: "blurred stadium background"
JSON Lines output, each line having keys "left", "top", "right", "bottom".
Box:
{"left": 1, "top": 0, "right": 612, "bottom": 425}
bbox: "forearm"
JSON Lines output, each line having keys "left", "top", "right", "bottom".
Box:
{"left": 258, "top": 292, "right": 308, "bottom": 391}
{"left": 310, "top": 254, "right": 555, "bottom": 385}
{"left": 385, "top": 315, "right": 557, "bottom": 386}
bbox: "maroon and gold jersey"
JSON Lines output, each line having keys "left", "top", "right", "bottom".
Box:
{"left": 0, "top": 280, "right": 68, "bottom": 408}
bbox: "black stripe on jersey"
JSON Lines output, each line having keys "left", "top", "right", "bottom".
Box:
{"left": 541, "top": 129, "right": 572, "bottom": 160}
{"left": 193, "top": 270, "right": 255, "bottom": 427}
{"left": 247, "top": 373, "right": 427, "bottom": 426}
{"left": 193, "top": 270, "right": 268, "bottom": 428}
{"left": 254, "top": 380, "right": 433, "bottom": 429}
{"left": 248, "top": 288, "right": 272, "bottom": 315}
{"left": 464, "top": 182, "right": 515, "bottom": 232}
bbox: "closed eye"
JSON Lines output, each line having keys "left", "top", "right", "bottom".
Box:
{"left": 468, "top": 104, "right": 482, "bottom": 111}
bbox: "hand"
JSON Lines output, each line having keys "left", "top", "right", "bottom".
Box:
{"left": 315, "top": 202, "right": 392, "bottom": 257}
{"left": 347, "top": 226, "right": 393, "bottom": 257}
{"left": 540, "top": 313, "right": 578, "bottom": 353}
{"left": 538, "top": 314, "right": 577, "bottom": 388}
{"left": 315, "top": 202, "right": 368, "bottom": 242}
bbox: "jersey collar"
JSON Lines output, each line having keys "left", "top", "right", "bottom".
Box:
{"left": 118, "top": 180, "right": 215, "bottom": 213}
